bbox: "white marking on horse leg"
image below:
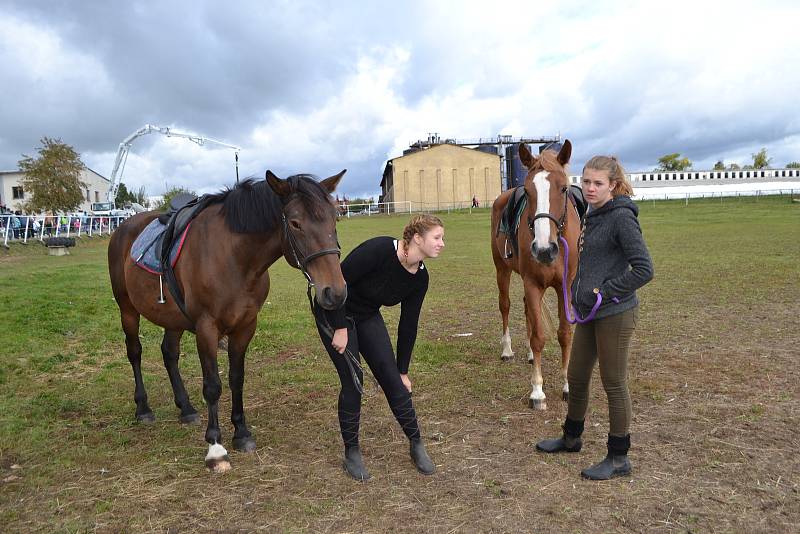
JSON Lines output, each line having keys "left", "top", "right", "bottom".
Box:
{"left": 501, "top": 328, "right": 514, "bottom": 359}
{"left": 527, "top": 342, "right": 534, "bottom": 363}
{"left": 530, "top": 384, "right": 546, "bottom": 401}
{"left": 532, "top": 171, "right": 552, "bottom": 250}
{"left": 205, "top": 443, "right": 229, "bottom": 461}
{"left": 205, "top": 443, "right": 231, "bottom": 473}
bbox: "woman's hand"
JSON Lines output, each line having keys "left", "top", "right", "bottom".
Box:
{"left": 400, "top": 373, "right": 412, "bottom": 393}
{"left": 331, "top": 328, "right": 348, "bottom": 354}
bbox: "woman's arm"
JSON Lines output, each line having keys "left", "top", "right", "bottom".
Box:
{"left": 324, "top": 238, "right": 387, "bottom": 328}
{"left": 600, "top": 211, "right": 654, "bottom": 298}
{"left": 396, "top": 276, "right": 429, "bottom": 374}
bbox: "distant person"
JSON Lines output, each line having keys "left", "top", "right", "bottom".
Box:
{"left": 472, "top": 196, "right": 479, "bottom": 208}
{"left": 536, "top": 155, "right": 654, "bottom": 480}
{"left": 317, "top": 214, "right": 445, "bottom": 481}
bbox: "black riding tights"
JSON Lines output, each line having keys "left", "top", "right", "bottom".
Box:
{"left": 317, "top": 312, "right": 421, "bottom": 448}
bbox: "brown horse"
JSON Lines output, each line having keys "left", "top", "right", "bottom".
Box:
{"left": 108, "top": 170, "right": 346, "bottom": 472}
{"left": 490, "top": 141, "right": 579, "bottom": 409}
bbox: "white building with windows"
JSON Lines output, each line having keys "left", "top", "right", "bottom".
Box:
{"left": 0, "top": 168, "right": 110, "bottom": 213}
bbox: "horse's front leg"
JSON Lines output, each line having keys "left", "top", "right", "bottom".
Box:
{"left": 524, "top": 283, "right": 547, "bottom": 410}
{"left": 495, "top": 263, "right": 514, "bottom": 361}
{"left": 196, "top": 319, "right": 230, "bottom": 473}
{"left": 228, "top": 319, "right": 257, "bottom": 453}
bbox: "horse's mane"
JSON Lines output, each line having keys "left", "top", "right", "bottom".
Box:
{"left": 207, "top": 174, "right": 332, "bottom": 234}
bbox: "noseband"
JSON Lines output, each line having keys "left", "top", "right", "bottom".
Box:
{"left": 281, "top": 212, "right": 341, "bottom": 283}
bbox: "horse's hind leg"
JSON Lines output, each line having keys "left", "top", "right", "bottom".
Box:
{"left": 495, "top": 264, "right": 514, "bottom": 361}
{"left": 121, "top": 308, "right": 154, "bottom": 423}
{"left": 161, "top": 329, "right": 200, "bottom": 424}
{"left": 227, "top": 320, "right": 258, "bottom": 453}
{"left": 555, "top": 287, "right": 573, "bottom": 402}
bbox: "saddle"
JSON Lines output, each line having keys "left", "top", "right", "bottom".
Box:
{"left": 496, "top": 186, "right": 528, "bottom": 258}
{"left": 130, "top": 192, "right": 216, "bottom": 324}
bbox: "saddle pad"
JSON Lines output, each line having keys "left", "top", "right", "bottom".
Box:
{"left": 498, "top": 186, "right": 528, "bottom": 237}
{"left": 130, "top": 218, "right": 191, "bottom": 275}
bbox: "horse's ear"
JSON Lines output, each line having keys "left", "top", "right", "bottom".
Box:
{"left": 320, "top": 169, "right": 346, "bottom": 194}
{"left": 557, "top": 140, "right": 572, "bottom": 166}
{"left": 266, "top": 170, "right": 291, "bottom": 197}
{"left": 519, "top": 143, "right": 536, "bottom": 169}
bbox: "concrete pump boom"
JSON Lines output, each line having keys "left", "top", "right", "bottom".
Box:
{"left": 106, "top": 124, "right": 241, "bottom": 204}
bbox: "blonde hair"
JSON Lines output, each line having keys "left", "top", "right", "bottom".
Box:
{"left": 402, "top": 214, "right": 444, "bottom": 248}
{"left": 583, "top": 155, "right": 633, "bottom": 197}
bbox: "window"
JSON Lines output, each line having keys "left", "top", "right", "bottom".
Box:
{"left": 695, "top": 173, "right": 699, "bottom": 179}
{"left": 95, "top": 191, "right": 100, "bottom": 202}
{"left": 657, "top": 174, "right": 661, "bottom": 180}
{"left": 12, "top": 186, "right": 24, "bottom": 199}
{"left": 85, "top": 188, "right": 90, "bottom": 201}
{"left": 761, "top": 171, "right": 765, "bottom": 177}
{"left": 725, "top": 172, "right": 729, "bottom": 178}
{"left": 679, "top": 173, "right": 684, "bottom": 180}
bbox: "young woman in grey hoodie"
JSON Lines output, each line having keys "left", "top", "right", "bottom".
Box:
{"left": 536, "top": 155, "right": 654, "bottom": 480}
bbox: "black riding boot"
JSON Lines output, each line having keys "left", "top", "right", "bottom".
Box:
{"left": 343, "top": 445, "right": 370, "bottom": 481}
{"left": 536, "top": 417, "right": 584, "bottom": 453}
{"left": 409, "top": 438, "right": 435, "bottom": 475}
{"left": 581, "top": 434, "right": 632, "bottom": 480}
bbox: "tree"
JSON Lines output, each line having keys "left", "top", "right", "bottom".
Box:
{"left": 156, "top": 185, "right": 196, "bottom": 211}
{"left": 18, "top": 137, "right": 87, "bottom": 213}
{"left": 751, "top": 148, "right": 772, "bottom": 169}
{"left": 728, "top": 163, "right": 741, "bottom": 170}
{"left": 713, "top": 160, "right": 725, "bottom": 170}
{"left": 656, "top": 153, "right": 692, "bottom": 171}
{"left": 114, "top": 182, "right": 148, "bottom": 208}
{"left": 786, "top": 162, "right": 800, "bottom": 169}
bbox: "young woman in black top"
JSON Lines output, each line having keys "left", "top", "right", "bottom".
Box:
{"left": 318, "top": 214, "right": 445, "bottom": 481}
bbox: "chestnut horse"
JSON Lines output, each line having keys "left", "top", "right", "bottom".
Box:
{"left": 490, "top": 142, "right": 579, "bottom": 409}
{"left": 108, "top": 170, "right": 347, "bottom": 472}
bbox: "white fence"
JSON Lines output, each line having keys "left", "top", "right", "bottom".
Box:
{"left": 0, "top": 214, "right": 130, "bottom": 247}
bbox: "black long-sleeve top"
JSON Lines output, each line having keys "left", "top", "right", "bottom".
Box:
{"left": 326, "top": 236, "right": 429, "bottom": 374}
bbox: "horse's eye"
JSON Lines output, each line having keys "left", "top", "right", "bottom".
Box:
{"left": 561, "top": 186, "right": 568, "bottom": 194}
{"left": 289, "top": 219, "right": 302, "bottom": 231}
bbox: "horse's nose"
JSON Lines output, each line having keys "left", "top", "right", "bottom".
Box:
{"left": 317, "top": 285, "right": 347, "bottom": 310}
{"left": 531, "top": 241, "right": 559, "bottom": 265}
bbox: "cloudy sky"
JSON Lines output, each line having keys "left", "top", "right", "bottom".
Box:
{"left": 1, "top": 0, "right": 798, "bottom": 198}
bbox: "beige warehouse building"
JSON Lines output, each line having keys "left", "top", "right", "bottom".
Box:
{"left": 381, "top": 144, "right": 502, "bottom": 211}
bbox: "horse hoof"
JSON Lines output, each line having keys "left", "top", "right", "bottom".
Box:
{"left": 562, "top": 391, "right": 569, "bottom": 402}
{"left": 180, "top": 412, "right": 201, "bottom": 424}
{"left": 136, "top": 412, "right": 156, "bottom": 424}
{"left": 528, "top": 398, "right": 547, "bottom": 410}
{"left": 233, "top": 436, "right": 257, "bottom": 453}
{"left": 501, "top": 354, "right": 513, "bottom": 362}
{"left": 205, "top": 456, "right": 232, "bottom": 473}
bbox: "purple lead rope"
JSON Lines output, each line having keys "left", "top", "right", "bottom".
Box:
{"left": 559, "top": 236, "right": 602, "bottom": 324}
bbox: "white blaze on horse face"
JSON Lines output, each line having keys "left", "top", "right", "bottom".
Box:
{"left": 532, "top": 171, "right": 551, "bottom": 249}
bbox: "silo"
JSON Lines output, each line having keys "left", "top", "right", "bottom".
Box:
{"left": 476, "top": 145, "right": 498, "bottom": 155}
{"left": 505, "top": 144, "right": 529, "bottom": 189}
{"left": 539, "top": 141, "right": 563, "bottom": 154}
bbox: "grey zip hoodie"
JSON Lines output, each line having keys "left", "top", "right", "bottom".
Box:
{"left": 571, "top": 195, "right": 654, "bottom": 320}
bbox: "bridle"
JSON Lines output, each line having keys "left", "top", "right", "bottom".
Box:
{"left": 281, "top": 212, "right": 341, "bottom": 283}
{"left": 527, "top": 176, "right": 570, "bottom": 239}
{"left": 281, "top": 210, "right": 367, "bottom": 394}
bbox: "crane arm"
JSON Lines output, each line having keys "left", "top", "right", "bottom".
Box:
{"left": 105, "top": 124, "right": 241, "bottom": 203}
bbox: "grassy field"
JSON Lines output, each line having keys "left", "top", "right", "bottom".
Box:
{"left": 1, "top": 196, "right": 798, "bottom": 532}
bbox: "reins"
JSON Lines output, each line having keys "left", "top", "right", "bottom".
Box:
{"left": 281, "top": 213, "right": 365, "bottom": 394}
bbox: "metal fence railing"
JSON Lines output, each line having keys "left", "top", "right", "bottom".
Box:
{"left": 0, "top": 214, "right": 131, "bottom": 247}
